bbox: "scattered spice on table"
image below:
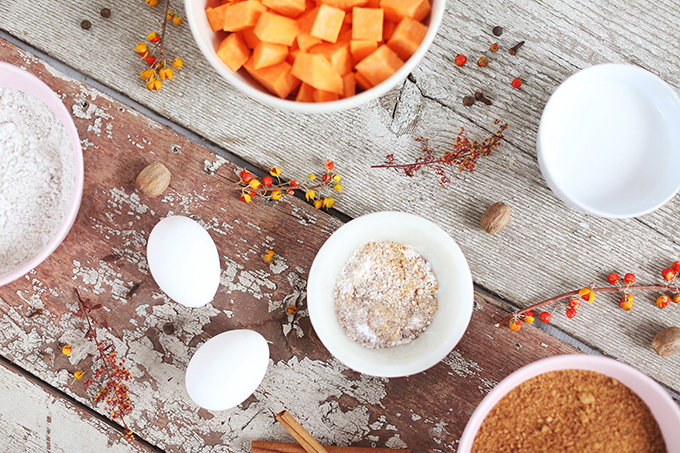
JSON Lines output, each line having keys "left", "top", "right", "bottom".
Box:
{"left": 509, "top": 41, "right": 525, "bottom": 55}
{"left": 472, "top": 369, "right": 666, "bottom": 452}
{"left": 492, "top": 26, "right": 503, "bottom": 36}
{"left": 80, "top": 20, "right": 91, "bottom": 30}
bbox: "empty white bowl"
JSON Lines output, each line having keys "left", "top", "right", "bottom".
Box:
{"left": 458, "top": 355, "right": 680, "bottom": 452}
{"left": 185, "top": 0, "right": 445, "bottom": 113}
{"left": 537, "top": 64, "right": 680, "bottom": 218}
{"left": 0, "top": 63, "right": 84, "bottom": 287}
{"left": 307, "top": 211, "right": 473, "bottom": 377}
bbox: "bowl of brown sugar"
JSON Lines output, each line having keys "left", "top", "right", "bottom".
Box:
{"left": 458, "top": 355, "right": 680, "bottom": 453}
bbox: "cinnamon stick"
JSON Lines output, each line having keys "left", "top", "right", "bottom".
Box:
{"left": 252, "top": 441, "right": 410, "bottom": 453}
{"left": 275, "top": 411, "right": 329, "bottom": 453}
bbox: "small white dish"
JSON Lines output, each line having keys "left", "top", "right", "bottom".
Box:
{"left": 458, "top": 355, "right": 680, "bottom": 452}
{"left": 537, "top": 63, "right": 680, "bottom": 218}
{"left": 184, "top": 0, "right": 445, "bottom": 113}
{"left": 307, "top": 211, "right": 473, "bottom": 377}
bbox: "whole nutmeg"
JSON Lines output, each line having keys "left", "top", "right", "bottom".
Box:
{"left": 652, "top": 326, "right": 680, "bottom": 357}
{"left": 480, "top": 202, "right": 511, "bottom": 234}
{"left": 136, "top": 162, "right": 171, "bottom": 197}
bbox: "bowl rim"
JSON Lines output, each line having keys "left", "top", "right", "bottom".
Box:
{"left": 307, "top": 211, "right": 474, "bottom": 377}
{"left": 537, "top": 63, "right": 680, "bottom": 218}
{"left": 0, "top": 62, "right": 84, "bottom": 287}
{"left": 457, "top": 354, "right": 680, "bottom": 453}
{"left": 185, "top": 0, "right": 445, "bottom": 113}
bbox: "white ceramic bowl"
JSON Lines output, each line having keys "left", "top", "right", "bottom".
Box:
{"left": 185, "top": 0, "right": 445, "bottom": 113}
{"left": 537, "top": 64, "right": 680, "bottom": 218}
{"left": 458, "top": 355, "right": 680, "bottom": 453}
{"left": 0, "top": 63, "right": 84, "bottom": 287}
{"left": 307, "top": 211, "right": 474, "bottom": 377}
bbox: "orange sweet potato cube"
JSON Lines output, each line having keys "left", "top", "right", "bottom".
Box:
{"left": 295, "top": 82, "right": 316, "bottom": 101}
{"left": 379, "top": 0, "right": 431, "bottom": 22}
{"left": 350, "top": 40, "right": 378, "bottom": 63}
{"left": 383, "top": 20, "right": 397, "bottom": 41}
{"left": 206, "top": 4, "right": 230, "bottom": 32}
{"left": 252, "top": 41, "right": 289, "bottom": 69}
{"left": 387, "top": 17, "right": 427, "bottom": 60}
{"left": 254, "top": 11, "right": 300, "bottom": 46}
{"left": 262, "top": 0, "right": 306, "bottom": 18}
{"left": 310, "top": 4, "right": 346, "bottom": 43}
{"left": 309, "top": 42, "right": 353, "bottom": 76}
{"left": 352, "top": 7, "right": 383, "bottom": 41}
{"left": 223, "top": 1, "right": 267, "bottom": 32}
{"left": 337, "top": 27, "right": 354, "bottom": 43}
{"left": 243, "top": 57, "right": 301, "bottom": 98}
{"left": 313, "top": 89, "right": 340, "bottom": 102}
{"left": 241, "top": 27, "right": 262, "bottom": 48}
{"left": 286, "top": 48, "right": 303, "bottom": 64}
{"left": 291, "top": 52, "right": 343, "bottom": 94}
{"left": 354, "top": 44, "right": 404, "bottom": 86}
{"left": 354, "top": 70, "right": 373, "bottom": 90}
{"left": 341, "top": 72, "right": 356, "bottom": 98}
{"left": 216, "top": 33, "right": 251, "bottom": 72}
{"left": 297, "top": 33, "right": 322, "bottom": 51}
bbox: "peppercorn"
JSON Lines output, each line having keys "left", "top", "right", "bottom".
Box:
{"left": 454, "top": 54, "right": 467, "bottom": 66}
{"left": 490, "top": 43, "right": 499, "bottom": 52}
{"left": 477, "top": 56, "right": 489, "bottom": 67}
{"left": 162, "top": 323, "right": 175, "bottom": 335}
{"left": 100, "top": 8, "right": 111, "bottom": 18}
{"left": 80, "top": 20, "right": 91, "bottom": 30}
{"left": 509, "top": 41, "right": 525, "bottom": 55}
{"left": 511, "top": 78, "right": 522, "bottom": 88}
{"left": 492, "top": 26, "right": 503, "bottom": 36}
{"left": 462, "top": 96, "right": 475, "bottom": 107}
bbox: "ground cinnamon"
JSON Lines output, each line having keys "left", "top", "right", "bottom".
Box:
{"left": 472, "top": 369, "right": 666, "bottom": 452}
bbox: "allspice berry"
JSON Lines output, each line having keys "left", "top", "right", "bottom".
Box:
{"left": 652, "top": 326, "right": 680, "bottom": 357}
{"left": 80, "top": 20, "right": 91, "bottom": 30}
{"left": 136, "top": 162, "right": 171, "bottom": 197}
{"left": 480, "top": 202, "right": 511, "bottom": 234}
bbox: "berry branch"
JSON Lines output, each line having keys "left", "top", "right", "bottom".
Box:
{"left": 371, "top": 120, "right": 508, "bottom": 187}
{"left": 237, "top": 160, "right": 342, "bottom": 209}
{"left": 496, "top": 263, "right": 680, "bottom": 332}
{"left": 134, "top": 0, "right": 184, "bottom": 90}
{"left": 73, "top": 289, "right": 134, "bottom": 440}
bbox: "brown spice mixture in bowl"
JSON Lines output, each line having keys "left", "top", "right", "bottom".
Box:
{"left": 472, "top": 369, "right": 666, "bottom": 452}
{"left": 458, "top": 355, "right": 680, "bottom": 453}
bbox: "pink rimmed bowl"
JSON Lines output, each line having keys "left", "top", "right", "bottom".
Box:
{"left": 0, "top": 62, "right": 84, "bottom": 287}
{"left": 458, "top": 355, "right": 680, "bottom": 452}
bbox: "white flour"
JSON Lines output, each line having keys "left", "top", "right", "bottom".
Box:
{"left": 0, "top": 87, "right": 75, "bottom": 274}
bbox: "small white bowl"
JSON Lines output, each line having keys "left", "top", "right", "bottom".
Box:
{"left": 537, "top": 64, "right": 680, "bottom": 218}
{"left": 185, "top": 0, "right": 445, "bottom": 113}
{"left": 307, "top": 211, "right": 473, "bottom": 377}
{"left": 0, "top": 63, "right": 84, "bottom": 287}
{"left": 458, "top": 355, "right": 680, "bottom": 453}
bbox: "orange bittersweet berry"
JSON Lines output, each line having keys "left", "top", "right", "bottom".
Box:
{"left": 172, "top": 57, "right": 184, "bottom": 69}
{"left": 314, "top": 199, "right": 323, "bottom": 210}
{"left": 134, "top": 42, "right": 148, "bottom": 55}
{"left": 159, "top": 67, "right": 174, "bottom": 80}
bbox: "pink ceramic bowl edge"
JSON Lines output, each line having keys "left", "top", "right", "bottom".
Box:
{"left": 458, "top": 354, "right": 680, "bottom": 453}
{"left": 0, "top": 62, "right": 84, "bottom": 287}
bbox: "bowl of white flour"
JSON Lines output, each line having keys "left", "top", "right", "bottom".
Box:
{"left": 0, "top": 62, "right": 83, "bottom": 286}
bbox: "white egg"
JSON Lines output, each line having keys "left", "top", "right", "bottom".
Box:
{"left": 147, "top": 215, "right": 220, "bottom": 308}
{"left": 185, "top": 329, "right": 269, "bottom": 411}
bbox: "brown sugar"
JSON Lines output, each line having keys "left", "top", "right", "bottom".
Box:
{"left": 472, "top": 369, "right": 666, "bottom": 453}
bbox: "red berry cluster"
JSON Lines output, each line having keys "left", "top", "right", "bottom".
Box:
{"left": 607, "top": 272, "right": 637, "bottom": 311}
{"left": 655, "top": 261, "right": 680, "bottom": 308}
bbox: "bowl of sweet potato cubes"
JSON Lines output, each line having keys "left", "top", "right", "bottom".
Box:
{"left": 185, "top": 0, "right": 444, "bottom": 112}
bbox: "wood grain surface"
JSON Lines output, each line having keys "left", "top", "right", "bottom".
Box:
{"left": 0, "top": 39, "right": 582, "bottom": 452}
{"left": 2, "top": 0, "right": 680, "bottom": 397}
{"left": 0, "top": 358, "right": 156, "bottom": 453}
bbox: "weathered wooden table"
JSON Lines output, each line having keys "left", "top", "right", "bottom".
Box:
{"left": 1, "top": 0, "right": 679, "bottom": 451}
